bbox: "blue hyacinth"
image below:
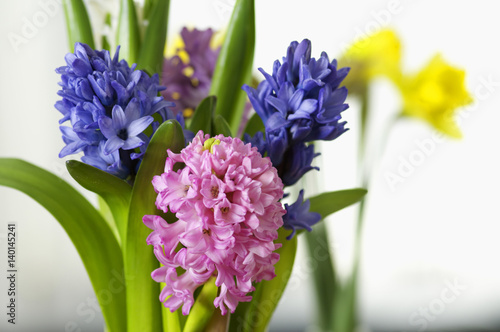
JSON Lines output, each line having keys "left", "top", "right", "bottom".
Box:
{"left": 243, "top": 39, "right": 350, "bottom": 237}
{"left": 243, "top": 39, "right": 349, "bottom": 186}
{"left": 55, "top": 43, "right": 190, "bottom": 179}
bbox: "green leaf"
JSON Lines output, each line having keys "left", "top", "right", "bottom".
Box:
{"left": 62, "top": 0, "right": 95, "bottom": 49}
{"left": 303, "top": 223, "right": 337, "bottom": 330}
{"left": 213, "top": 114, "right": 232, "bottom": 137}
{"left": 137, "top": 0, "right": 170, "bottom": 75}
{"left": 242, "top": 112, "right": 264, "bottom": 138}
{"left": 0, "top": 159, "right": 125, "bottom": 332}
{"left": 183, "top": 278, "right": 218, "bottom": 332}
{"left": 142, "top": 0, "right": 155, "bottom": 20}
{"left": 116, "top": 0, "right": 141, "bottom": 64}
{"left": 66, "top": 160, "right": 132, "bottom": 245}
{"left": 210, "top": 0, "right": 255, "bottom": 135}
{"left": 188, "top": 96, "right": 216, "bottom": 135}
{"left": 332, "top": 268, "right": 358, "bottom": 332}
{"left": 162, "top": 295, "right": 182, "bottom": 332}
{"left": 125, "top": 120, "right": 185, "bottom": 332}
{"left": 301, "top": 189, "right": 367, "bottom": 331}
{"left": 229, "top": 228, "right": 297, "bottom": 332}
{"left": 309, "top": 188, "right": 367, "bottom": 220}
{"left": 102, "top": 13, "right": 112, "bottom": 51}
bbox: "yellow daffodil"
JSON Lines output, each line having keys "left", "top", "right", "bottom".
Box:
{"left": 340, "top": 28, "right": 472, "bottom": 138}
{"left": 339, "top": 29, "right": 402, "bottom": 94}
{"left": 399, "top": 54, "right": 473, "bottom": 138}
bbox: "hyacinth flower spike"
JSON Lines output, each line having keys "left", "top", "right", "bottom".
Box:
{"left": 55, "top": 42, "right": 190, "bottom": 180}
{"left": 243, "top": 39, "right": 351, "bottom": 236}
{"left": 143, "top": 131, "right": 286, "bottom": 318}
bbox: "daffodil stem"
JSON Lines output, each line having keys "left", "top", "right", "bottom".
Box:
{"left": 357, "top": 85, "right": 370, "bottom": 171}
{"left": 340, "top": 90, "right": 401, "bottom": 332}
{"left": 335, "top": 87, "right": 370, "bottom": 332}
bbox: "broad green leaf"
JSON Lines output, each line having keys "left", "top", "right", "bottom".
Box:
{"left": 242, "top": 112, "right": 264, "bottom": 138}
{"left": 125, "top": 120, "right": 185, "bottom": 332}
{"left": 213, "top": 114, "right": 232, "bottom": 137}
{"left": 303, "top": 223, "right": 337, "bottom": 330}
{"left": 183, "top": 278, "right": 218, "bottom": 332}
{"left": 116, "top": 0, "right": 141, "bottom": 64}
{"left": 98, "top": 195, "right": 119, "bottom": 241}
{"left": 137, "top": 0, "right": 170, "bottom": 75}
{"left": 188, "top": 96, "right": 216, "bottom": 135}
{"left": 229, "top": 228, "right": 297, "bottom": 332}
{"left": 62, "top": 0, "right": 95, "bottom": 49}
{"left": 309, "top": 188, "right": 367, "bottom": 219}
{"left": 210, "top": 0, "right": 255, "bottom": 135}
{"left": 0, "top": 159, "right": 125, "bottom": 332}
{"left": 66, "top": 160, "right": 132, "bottom": 245}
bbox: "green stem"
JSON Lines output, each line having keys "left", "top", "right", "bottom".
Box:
{"left": 205, "top": 311, "right": 230, "bottom": 332}
{"left": 357, "top": 85, "right": 370, "bottom": 170}
{"left": 334, "top": 87, "right": 370, "bottom": 332}
{"left": 338, "top": 90, "right": 401, "bottom": 332}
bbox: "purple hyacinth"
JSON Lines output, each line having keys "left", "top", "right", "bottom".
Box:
{"left": 55, "top": 42, "right": 187, "bottom": 179}
{"left": 283, "top": 190, "right": 321, "bottom": 239}
{"left": 243, "top": 39, "right": 350, "bottom": 186}
{"left": 162, "top": 28, "right": 220, "bottom": 117}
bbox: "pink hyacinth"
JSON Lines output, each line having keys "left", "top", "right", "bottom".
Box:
{"left": 143, "top": 131, "right": 285, "bottom": 315}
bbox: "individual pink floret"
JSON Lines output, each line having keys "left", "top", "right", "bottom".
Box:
{"left": 144, "top": 131, "right": 285, "bottom": 315}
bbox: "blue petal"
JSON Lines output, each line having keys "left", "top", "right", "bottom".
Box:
{"left": 288, "top": 88, "right": 304, "bottom": 111}
{"left": 98, "top": 116, "right": 115, "bottom": 139}
{"left": 123, "top": 136, "right": 145, "bottom": 150}
{"left": 266, "top": 95, "right": 288, "bottom": 116}
{"left": 103, "top": 136, "right": 125, "bottom": 155}
{"left": 127, "top": 116, "right": 153, "bottom": 137}
{"left": 123, "top": 99, "right": 141, "bottom": 121}
{"left": 111, "top": 105, "right": 128, "bottom": 129}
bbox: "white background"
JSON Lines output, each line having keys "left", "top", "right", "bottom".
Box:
{"left": 1, "top": 0, "right": 500, "bottom": 331}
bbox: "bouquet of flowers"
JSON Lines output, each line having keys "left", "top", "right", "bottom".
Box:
{"left": 0, "top": 1, "right": 473, "bottom": 331}
{"left": 0, "top": 0, "right": 366, "bottom": 331}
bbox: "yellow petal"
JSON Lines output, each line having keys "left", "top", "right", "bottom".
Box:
{"left": 400, "top": 54, "right": 473, "bottom": 138}
{"left": 339, "top": 29, "right": 402, "bottom": 93}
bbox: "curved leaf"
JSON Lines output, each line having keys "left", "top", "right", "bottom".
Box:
{"left": 117, "top": 0, "right": 141, "bottom": 64}
{"left": 0, "top": 159, "right": 125, "bottom": 332}
{"left": 62, "top": 0, "right": 95, "bottom": 49}
{"left": 213, "top": 114, "right": 232, "bottom": 137}
{"left": 188, "top": 96, "right": 216, "bottom": 135}
{"left": 137, "top": 0, "right": 170, "bottom": 75}
{"left": 242, "top": 112, "right": 264, "bottom": 138}
{"left": 210, "top": 0, "right": 255, "bottom": 134}
{"left": 309, "top": 188, "right": 367, "bottom": 219}
{"left": 125, "top": 120, "right": 186, "bottom": 332}
{"left": 66, "top": 160, "right": 132, "bottom": 245}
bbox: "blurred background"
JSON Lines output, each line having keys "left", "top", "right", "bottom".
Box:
{"left": 1, "top": 0, "right": 499, "bottom": 331}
